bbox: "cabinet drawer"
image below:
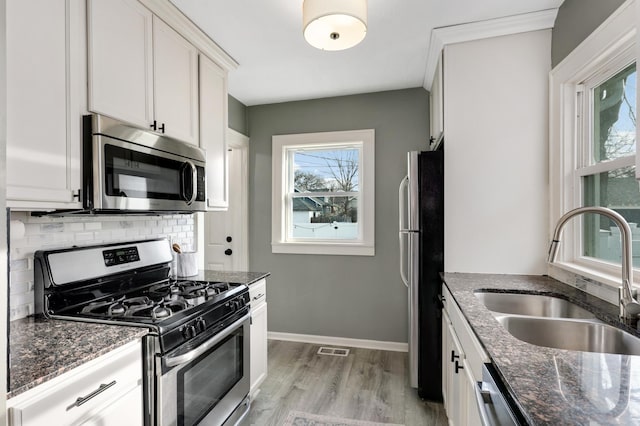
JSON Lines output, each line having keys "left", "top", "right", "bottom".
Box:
{"left": 249, "top": 279, "right": 267, "bottom": 308}
{"left": 8, "top": 340, "right": 142, "bottom": 426}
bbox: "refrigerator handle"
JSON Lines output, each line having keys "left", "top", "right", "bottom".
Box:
{"left": 399, "top": 176, "right": 410, "bottom": 288}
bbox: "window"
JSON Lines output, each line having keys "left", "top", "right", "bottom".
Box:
{"left": 272, "top": 129, "right": 375, "bottom": 255}
{"left": 581, "top": 63, "right": 638, "bottom": 266}
{"left": 550, "top": 3, "right": 637, "bottom": 286}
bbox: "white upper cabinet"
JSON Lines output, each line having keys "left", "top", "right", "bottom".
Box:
{"left": 6, "top": 0, "right": 84, "bottom": 209}
{"left": 153, "top": 17, "right": 199, "bottom": 145}
{"left": 88, "top": 0, "right": 199, "bottom": 145}
{"left": 87, "top": 0, "right": 153, "bottom": 131}
{"left": 199, "top": 54, "right": 229, "bottom": 209}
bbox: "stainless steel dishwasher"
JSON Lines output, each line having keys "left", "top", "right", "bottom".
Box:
{"left": 475, "top": 364, "right": 527, "bottom": 425}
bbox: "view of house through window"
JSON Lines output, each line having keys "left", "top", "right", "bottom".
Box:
{"left": 582, "top": 62, "right": 638, "bottom": 266}
{"left": 288, "top": 145, "right": 361, "bottom": 240}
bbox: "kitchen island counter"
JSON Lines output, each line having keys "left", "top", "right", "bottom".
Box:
{"left": 8, "top": 317, "right": 147, "bottom": 399}
{"left": 442, "top": 272, "right": 640, "bottom": 425}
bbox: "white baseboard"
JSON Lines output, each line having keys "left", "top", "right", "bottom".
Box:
{"left": 267, "top": 332, "right": 408, "bottom": 352}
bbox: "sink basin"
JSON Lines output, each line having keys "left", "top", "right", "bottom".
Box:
{"left": 475, "top": 291, "right": 595, "bottom": 319}
{"left": 496, "top": 315, "right": 640, "bottom": 355}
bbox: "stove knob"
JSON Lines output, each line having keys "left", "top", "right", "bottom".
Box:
{"left": 196, "top": 318, "right": 207, "bottom": 333}
{"left": 182, "top": 325, "right": 197, "bottom": 339}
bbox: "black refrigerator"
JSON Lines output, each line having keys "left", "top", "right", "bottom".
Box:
{"left": 398, "top": 148, "right": 444, "bottom": 401}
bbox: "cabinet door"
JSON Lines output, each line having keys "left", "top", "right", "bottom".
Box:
{"left": 199, "top": 54, "right": 229, "bottom": 209}
{"left": 441, "top": 310, "right": 450, "bottom": 409}
{"left": 444, "top": 315, "right": 466, "bottom": 426}
{"left": 250, "top": 301, "right": 268, "bottom": 395}
{"left": 153, "top": 16, "right": 199, "bottom": 145}
{"left": 87, "top": 0, "right": 153, "bottom": 129}
{"left": 8, "top": 341, "right": 142, "bottom": 426}
{"left": 6, "top": 0, "right": 82, "bottom": 208}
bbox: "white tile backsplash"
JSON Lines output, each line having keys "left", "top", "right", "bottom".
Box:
{"left": 8, "top": 211, "right": 196, "bottom": 321}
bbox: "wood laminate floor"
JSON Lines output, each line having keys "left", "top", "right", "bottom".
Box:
{"left": 249, "top": 340, "right": 448, "bottom": 425}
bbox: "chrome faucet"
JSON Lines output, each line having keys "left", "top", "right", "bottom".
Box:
{"left": 548, "top": 206, "right": 640, "bottom": 326}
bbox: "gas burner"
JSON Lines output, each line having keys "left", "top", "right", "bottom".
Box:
{"left": 182, "top": 290, "right": 206, "bottom": 307}
{"left": 162, "top": 299, "right": 189, "bottom": 313}
{"left": 81, "top": 296, "right": 125, "bottom": 315}
{"left": 108, "top": 302, "right": 126, "bottom": 316}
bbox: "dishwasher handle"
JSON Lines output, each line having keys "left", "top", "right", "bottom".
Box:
{"left": 474, "top": 381, "right": 495, "bottom": 426}
{"left": 474, "top": 364, "right": 522, "bottom": 426}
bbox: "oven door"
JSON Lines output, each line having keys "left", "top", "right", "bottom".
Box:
{"left": 157, "top": 312, "right": 250, "bottom": 426}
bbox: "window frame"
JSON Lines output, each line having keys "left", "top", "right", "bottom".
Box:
{"left": 549, "top": 2, "right": 637, "bottom": 287}
{"left": 271, "top": 129, "right": 375, "bottom": 256}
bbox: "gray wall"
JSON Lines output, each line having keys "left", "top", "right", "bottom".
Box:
{"left": 247, "top": 88, "right": 429, "bottom": 342}
{"left": 552, "top": 0, "right": 625, "bottom": 67}
{"left": 228, "top": 95, "right": 249, "bottom": 136}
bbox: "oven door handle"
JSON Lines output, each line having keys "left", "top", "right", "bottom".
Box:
{"left": 164, "top": 313, "right": 250, "bottom": 368}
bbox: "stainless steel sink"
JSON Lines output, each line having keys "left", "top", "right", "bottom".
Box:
{"left": 495, "top": 315, "right": 640, "bottom": 355}
{"left": 475, "top": 291, "right": 595, "bottom": 319}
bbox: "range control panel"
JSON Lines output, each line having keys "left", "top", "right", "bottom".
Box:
{"left": 103, "top": 246, "right": 140, "bottom": 267}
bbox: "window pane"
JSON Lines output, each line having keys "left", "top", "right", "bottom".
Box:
{"left": 292, "top": 147, "right": 360, "bottom": 192}
{"left": 290, "top": 195, "right": 358, "bottom": 240}
{"left": 592, "top": 63, "right": 636, "bottom": 163}
{"left": 583, "top": 167, "right": 640, "bottom": 267}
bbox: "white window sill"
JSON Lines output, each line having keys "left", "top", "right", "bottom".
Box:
{"left": 271, "top": 242, "right": 375, "bottom": 256}
{"left": 547, "top": 261, "right": 634, "bottom": 306}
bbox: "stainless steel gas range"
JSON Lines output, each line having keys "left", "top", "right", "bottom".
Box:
{"left": 34, "top": 239, "right": 250, "bottom": 426}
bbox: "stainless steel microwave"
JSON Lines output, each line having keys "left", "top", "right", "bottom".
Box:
{"left": 83, "top": 115, "right": 207, "bottom": 213}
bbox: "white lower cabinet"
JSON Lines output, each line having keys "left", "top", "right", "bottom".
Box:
{"left": 7, "top": 340, "right": 143, "bottom": 426}
{"left": 249, "top": 279, "right": 268, "bottom": 396}
{"left": 441, "top": 284, "right": 488, "bottom": 426}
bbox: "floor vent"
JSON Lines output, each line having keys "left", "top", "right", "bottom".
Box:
{"left": 317, "top": 346, "right": 350, "bottom": 357}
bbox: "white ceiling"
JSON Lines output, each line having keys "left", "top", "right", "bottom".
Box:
{"left": 170, "top": 0, "right": 564, "bottom": 106}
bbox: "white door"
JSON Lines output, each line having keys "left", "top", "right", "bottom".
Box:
{"left": 205, "top": 130, "right": 248, "bottom": 270}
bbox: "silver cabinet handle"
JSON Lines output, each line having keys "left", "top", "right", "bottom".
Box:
{"left": 66, "top": 381, "right": 116, "bottom": 411}
{"left": 252, "top": 293, "right": 265, "bottom": 301}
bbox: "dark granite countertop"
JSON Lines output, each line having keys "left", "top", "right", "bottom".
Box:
{"left": 8, "top": 317, "right": 147, "bottom": 399}
{"left": 188, "top": 270, "right": 270, "bottom": 286}
{"left": 442, "top": 273, "right": 640, "bottom": 425}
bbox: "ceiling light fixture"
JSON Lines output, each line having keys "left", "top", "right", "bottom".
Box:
{"left": 303, "top": 0, "right": 367, "bottom": 51}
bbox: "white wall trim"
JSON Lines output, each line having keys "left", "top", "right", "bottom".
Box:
{"left": 548, "top": 0, "right": 637, "bottom": 287}
{"left": 138, "top": 0, "right": 238, "bottom": 71}
{"left": 227, "top": 128, "right": 250, "bottom": 270}
{"left": 423, "top": 8, "right": 559, "bottom": 89}
{"left": 268, "top": 332, "right": 408, "bottom": 352}
{"left": 550, "top": 0, "right": 636, "bottom": 82}
{"left": 271, "top": 129, "right": 375, "bottom": 256}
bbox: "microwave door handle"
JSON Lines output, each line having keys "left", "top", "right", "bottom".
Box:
{"left": 181, "top": 161, "right": 198, "bottom": 205}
